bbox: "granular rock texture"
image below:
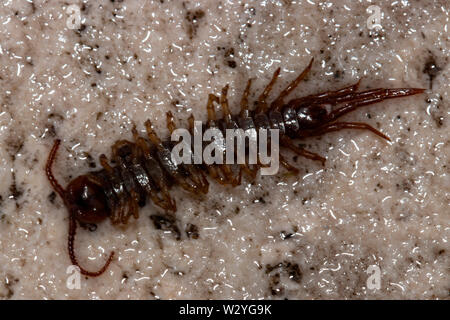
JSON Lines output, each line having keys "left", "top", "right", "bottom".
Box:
{"left": 0, "top": 0, "right": 448, "bottom": 299}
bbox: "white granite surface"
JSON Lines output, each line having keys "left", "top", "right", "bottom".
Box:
{"left": 0, "top": 0, "right": 448, "bottom": 299}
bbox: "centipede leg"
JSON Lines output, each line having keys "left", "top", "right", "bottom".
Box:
{"left": 206, "top": 165, "right": 230, "bottom": 185}
{"left": 271, "top": 58, "right": 314, "bottom": 110}
{"left": 220, "top": 85, "right": 233, "bottom": 123}
{"left": 166, "top": 113, "right": 209, "bottom": 193}
{"left": 131, "top": 127, "right": 177, "bottom": 212}
{"left": 240, "top": 79, "right": 253, "bottom": 117}
{"left": 220, "top": 84, "right": 247, "bottom": 186}
{"left": 144, "top": 119, "right": 164, "bottom": 147}
{"left": 287, "top": 79, "right": 361, "bottom": 108}
{"left": 254, "top": 67, "right": 281, "bottom": 114}
{"left": 305, "top": 121, "right": 391, "bottom": 141}
{"left": 188, "top": 114, "right": 195, "bottom": 133}
{"left": 218, "top": 162, "right": 242, "bottom": 186}
{"left": 280, "top": 136, "right": 326, "bottom": 166}
{"left": 208, "top": 147, "right": 241, "bottom": 186}
{"left": 206, "top": 94, "right": 220, "bottom": 123}
{"left": 110, "top": 143, "right": 140, "bottom": 224}
{"left": 128, "top": 189, "right": 140, "bottom": 221}
{"left": 279, "top": 153, "right": 299, "bottom": 174}
{"left": 241, "top": 163, "right": 258, "bottom": 180}
{"left": 166, "top": 111, "right": 177, "bottom": 134}
{"left": 325, "top": 88, "right": 425, "bottom": 123}
{"left": 99, "top": 154, "right": 127, "bottom": 224}
{"left": 203, "top": 90, "right": 241, "bottom": 186}
{"left": 144, "top": 119, "right": 199, "bottom": 192}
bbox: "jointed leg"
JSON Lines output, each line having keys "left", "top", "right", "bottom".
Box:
{"left": 166, "top": 111, "right": 177, "bottom": 134}
{"left": 217, "top": 162, "right": 242, "bottom": 187}
{"left": 131, "top": 126, "right": 177, "bottom": 212}
{"left": 280, "top": 136, "right": 326, "bottom": 166}
{"left": 167, "top": 113, "right": 209, "bottom": 193}
{"left": 220, "top": 85, "right": 232, "bottom": 123}
{"left": 326, "top": 88, "right": 425, "bottom": 122}
{"left": 128, "top": 189, "right": 140, "bottom": 220}
{"left": 279, "top": 154, "right": 299, "bottom": 174}
{"left": 304, "top": 121, "right": 391, "bottom": 141}
{"left": 207, "top": 165, "right": 229, "bottom": 185}
{"left": 144, "top": 120, "right": 165, "bottom": 150}
{"left": 286, "top": 79, "right": 361, "bottom": 108}
{"left": 99, "top": 154, "right": 127, "bottom": 224}
{"left": 271, "top": 58, "right": 314, "bottom": 110}
{"left": 206, "top": 94, "right": 220, "bottom": 124}
{"left": 254, "top": 68, "right": 281, "bottom": 114}
{"left": 240, "top": 163, "right": 258, "bottom": 181}
{"left": 240, "top": 79, "right": 253, "bottom": 117}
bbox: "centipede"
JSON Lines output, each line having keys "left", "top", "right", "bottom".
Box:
{"left": 45, "top": 58, "right": 425, "bottom": 277}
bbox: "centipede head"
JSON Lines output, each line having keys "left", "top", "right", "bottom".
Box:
{"left": 46, "top": 139, "right": 114, "bottom": 277}
{"left": 64, "top": 175, "right": 109, "bottom": 224}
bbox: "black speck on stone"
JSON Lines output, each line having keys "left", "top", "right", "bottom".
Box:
{"left": 9, "top": 174, "right": 23, "bottom": 200}
{"left": 423, "top": 54, "right": 441, "bottom": 89}
{"left": 333, "top": 70, "right": 342, "bottom": 79}
{"left": 185, "top": 9, "right": 205, "bottom": 39}
{"left": 80, "top": 222, "right": 97, "bottom": 232}
{"left": 185, "top": 223, "right": 199, "bottom": 239}
{"left": 150, "top": 214, "right": 181, "bottom": 240}
{"left": 48, "top": 192, "right": 56, "bottom": 204}
{"left": 226, "top": 60, "right": 236, "bottom": 68}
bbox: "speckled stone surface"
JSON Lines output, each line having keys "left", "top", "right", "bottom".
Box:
{"left": 0, "top": 0, "right": 448, "bottom": 299}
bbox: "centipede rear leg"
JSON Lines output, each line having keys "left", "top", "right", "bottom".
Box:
{"left": 303, "top": 121, "right": 391, "bottom": 141}
{"left": 323, "top": 88, "right": 425, "bottom": 123}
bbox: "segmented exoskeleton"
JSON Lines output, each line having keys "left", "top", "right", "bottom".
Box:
{"left": 46, "top": 58, "right": 425, "bottom": 276}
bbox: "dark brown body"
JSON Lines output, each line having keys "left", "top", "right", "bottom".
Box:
{"left": 46, "top": 59, "right": 425, "bottom": 276}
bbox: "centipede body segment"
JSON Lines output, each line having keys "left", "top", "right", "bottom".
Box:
{"left": 45, "top": 59, "right": 425, "bottom": 276}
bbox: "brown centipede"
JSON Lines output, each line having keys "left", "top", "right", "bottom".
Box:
{"left": 45, "top": 58, "right": 425, "bottom": 277}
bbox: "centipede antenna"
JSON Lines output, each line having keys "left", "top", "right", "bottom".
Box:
{"left": 46, "top": 139, "right": 66, "bottom": 199}
{"left": 68, "top": 215, "right": 115, "bottom": 277}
